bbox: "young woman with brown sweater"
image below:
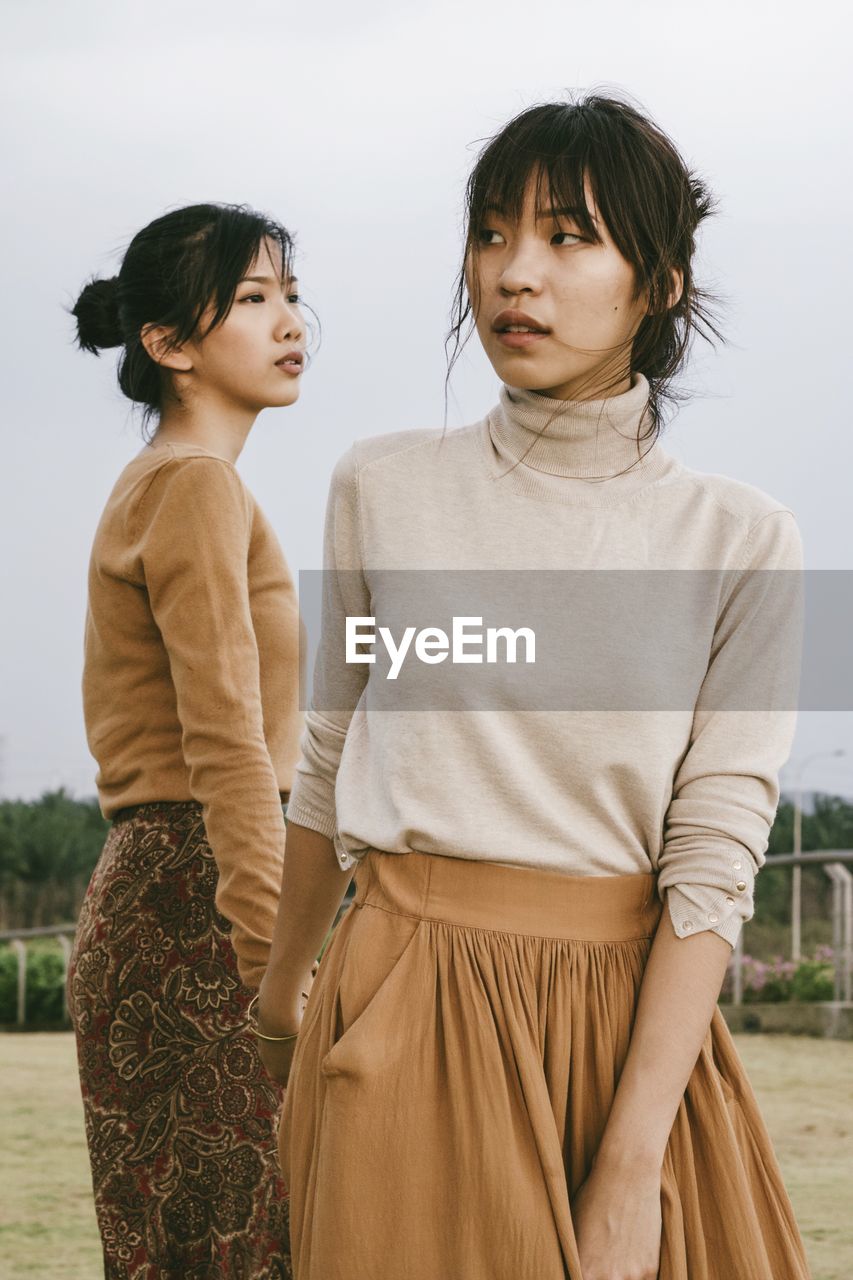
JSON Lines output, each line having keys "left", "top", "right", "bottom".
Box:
{"left": 67, "top": 203, "right": 306, "bottom": 1278}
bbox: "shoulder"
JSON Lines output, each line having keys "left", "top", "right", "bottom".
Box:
{"left": 672, "top": 462, "right": 802, "bottom": 569}
{"left": 673, "top": 461, "right": 792, "bottom": 527}
{"left": 133, "top": 447, "right": 252, "bottom": 537}
{"left": 329, "top": 423, "right": 478, "bottom": 490}
{"left": 674, "top": 461, "right": 798, "bottom": 533}
{"left": 137, "top": 446, "right": 247, "bottom": 501}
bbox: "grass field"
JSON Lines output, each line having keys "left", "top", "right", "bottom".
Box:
{"left": 0, "top": 1032, "right": 850, "bottom": 1279}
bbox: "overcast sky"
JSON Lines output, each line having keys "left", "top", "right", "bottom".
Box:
{"left": 1, "top": 0, "right": 851, "bottom": 803}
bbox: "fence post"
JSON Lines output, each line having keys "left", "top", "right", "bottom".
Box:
{"left": 827, "top": 866, "right": 844, "bottom": 1002}
{"left": 11, "top": 938, "right": 26, "bottom": 1026}
{"left": 835, "top": 865, "right": 845, "bottom": 1003}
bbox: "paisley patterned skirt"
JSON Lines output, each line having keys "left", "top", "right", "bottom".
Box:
{"left": 67, "top": 799, "right": 292, "bottom": 1280}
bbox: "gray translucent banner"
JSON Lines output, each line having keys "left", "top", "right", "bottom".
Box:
{"left": 296, "top": 568, "right": 852, "bottom": 712}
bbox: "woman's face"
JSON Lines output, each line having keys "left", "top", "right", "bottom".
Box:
{"left": 468, "top": 173, "right": 648, "bottom": 400}
{"left": 183, "top": 237, "right": 306, "bottom": 412}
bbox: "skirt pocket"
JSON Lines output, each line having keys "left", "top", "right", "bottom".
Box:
{"left": 320, "top": 905, "right": 424, "bottom": 1079}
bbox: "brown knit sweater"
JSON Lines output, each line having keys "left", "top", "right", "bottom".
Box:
{"left": 82, "top": 441, "right": 303, "bottom": 988}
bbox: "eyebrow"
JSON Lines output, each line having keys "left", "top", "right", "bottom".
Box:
{"left": 481, "top": 203, "right": 596, "bottom": 224}
{"left": 240, "top": 274, "right": 300, "bottom": 287}
{"left": 539, "top": 206, "right": 596, "bottom": 223}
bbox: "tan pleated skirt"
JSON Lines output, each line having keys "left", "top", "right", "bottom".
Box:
{"left": 279, "top": 849, "right": 811, "bottom": 1279}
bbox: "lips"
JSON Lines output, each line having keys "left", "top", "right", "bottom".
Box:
{"left": 275, "top": 350, "right": 304, "bottom": 371}
{"left": 491, "top": 309, "right": 551, "bottom": 335}
{"left": 491, "top": 309, "right": 551, "bottom": 351}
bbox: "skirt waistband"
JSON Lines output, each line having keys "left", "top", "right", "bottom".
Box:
{"left": 111, "top": 793, "right": 290, "bottom": 825}
{"left": 352, "top": 849, "right": 662, "bottom": 942}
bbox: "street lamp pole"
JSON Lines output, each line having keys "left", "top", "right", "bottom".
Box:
{"left": 790, "top": 748, "right": 846, "bottom": 962}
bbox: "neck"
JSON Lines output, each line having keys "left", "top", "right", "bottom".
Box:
{"left": 490, "top": 371, "right": 657, "bottom": 480}
{"left": 150, "top": 392, "right": 257, "bottom": 465}
{"left": 535, "top": 367, "right": 634, "bottom": 402}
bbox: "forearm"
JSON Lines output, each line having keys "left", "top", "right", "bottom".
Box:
{"left": 202, "top": 766, "right": 286, "bottom": 989}
{"left": 257, "top": 821, "right": 355, "bottom": 1033}
{"left": 593, "top": 901, "right": 732, "bottom": 1175}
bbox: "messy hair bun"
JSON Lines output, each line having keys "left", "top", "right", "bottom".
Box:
{"left": 72, "top": 276, "right": 123, "bottom": 353}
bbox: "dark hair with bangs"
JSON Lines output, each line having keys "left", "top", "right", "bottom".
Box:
{"left": 71, "top": 202, "right": 299, "bottom": 439}
{"left": 447, "top": 92, "right": 725, "bottom": 436}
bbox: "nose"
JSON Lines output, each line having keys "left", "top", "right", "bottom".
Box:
{"left": 274, "top": 295, "right": 304, "bottom": 343}
{"left": 497, "top": 235, "right": 543, "bottom": 298}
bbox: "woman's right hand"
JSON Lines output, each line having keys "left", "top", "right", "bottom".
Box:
{"left": 255, "top": 959, "right": 319, "bottom": 1085}
{"left": 256, "top": 1012, "right": 302, "bottom": 1085}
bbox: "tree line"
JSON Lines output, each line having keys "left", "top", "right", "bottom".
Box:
{"left": 0, "top": 789, "right": 109, "bottom": 929}
{"left": 0, "top": 787, "right": 851, "bottom": 932}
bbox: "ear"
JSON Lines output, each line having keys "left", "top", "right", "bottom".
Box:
{"left": 666, "top": 268, "right": 684, "bottom": 311}
{"left": 140, "top": 323, "right": 194, "bottom": 372}
{"left": 645, "top": 268, "right": 684, "bottom": 318}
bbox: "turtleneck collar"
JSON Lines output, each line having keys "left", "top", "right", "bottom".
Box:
{"left": 491, "top": 372, "right": 659, "bottom": 478}
{"left": 483, "top": 371, "right": 680, "bottom": 506}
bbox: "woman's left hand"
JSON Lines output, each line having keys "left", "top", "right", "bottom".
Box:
{"left": 570, "top": 1157, "right": 662, "bottom": 1280}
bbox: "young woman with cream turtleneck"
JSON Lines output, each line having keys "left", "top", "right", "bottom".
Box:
{"left": 258, "top": 97, "right": 810, "bottom": 1280}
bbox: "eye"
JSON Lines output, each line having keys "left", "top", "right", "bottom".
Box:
{"left": 241, "top": 292, "right": 265, "bottom": 303}
{"left": 478, "top": 229, "right": 506, "bottom": 246}
{"left": 286, "top": 293, "right": 302, "bottom": 305}
{"left": 552, "top": 231, "right": 584, "bottom": 246}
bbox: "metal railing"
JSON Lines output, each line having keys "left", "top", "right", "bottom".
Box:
{"left": 1, "top": 854, "right": 851, "bottom": 1024}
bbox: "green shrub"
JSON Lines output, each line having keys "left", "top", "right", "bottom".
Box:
{"left": 25, "top": 949, "right": 65, "bottom": 1022}
{"left": 0, "top": 947, "right": 17, "bottom": 1022}
{"left": 721, "top": 944, "right": 840, "bottom": 1004}
{"left": 0, "top": 942, "right": 67, "bottom": 1026}
{"left": 790, "top": 960, "right": 835, "bottom": 1002}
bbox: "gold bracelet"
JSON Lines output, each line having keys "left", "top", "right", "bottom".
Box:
{"left": 246, "top": 992, "right": 303, "bottom": 1043}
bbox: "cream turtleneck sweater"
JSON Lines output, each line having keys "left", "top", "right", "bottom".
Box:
{"left": 287, "top": 374, "right": 803, "bottom": 949}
